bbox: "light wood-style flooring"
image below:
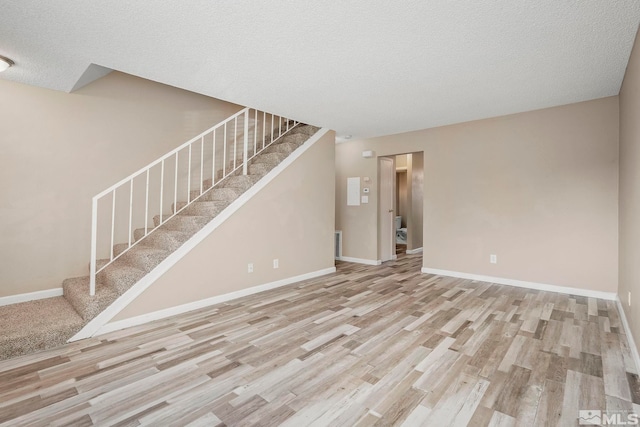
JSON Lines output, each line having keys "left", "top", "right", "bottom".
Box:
{"left": 1, "top": 254, "right": 638, "bottom": 426}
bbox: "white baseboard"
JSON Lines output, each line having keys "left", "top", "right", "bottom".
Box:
{"left": 421, "top": 267, "right": 617, "bottom": 301}
{"left": 0, "top": 288, "right": 63, "bottom": 307}
{"left": 96, "top": 267, "right": 336, "bottom": 336}
{"left": 337, "top": 256, "right": 382, "bottom": 266}
{"left": 406, "top": 247, "right": 423, "bottom": 255}
{"left": 69, "top": 128, "right": 331, "bottom": 342}
{"left": 615, "top": 296, "right": 640, "bottom": 374}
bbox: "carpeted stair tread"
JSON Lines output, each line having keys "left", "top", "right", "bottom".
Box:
{"left": 290, "top": 124, "right": 321, "bottom": 136}
{"left": 199, "top": 187, "right": 244, "bottom": 202}
{"left": 113, "top": 243, "right": 129, "bottom": 258}
{"left": 0, "top": 297, "right": 84, "bottom": 359}
{"left": 132, "top": 228, "right": 156, "bottom": 242}
{"left": 264, "top": 141, "right": 299, "bottom": 156}
{"left": 220, "top": 175, "right": 262, "bottom": 192}
{"left": 248, "top": 163, "right": 272, "bottom": 175}
{"left": 181, "top": 200, "right": 230, "bottom": 217}
{"left": 121, "top": 245, "right": 171, "bottom": 272}
{"left": 98, "top": 263, "right": 147, "bottom": 294}
{"left": 154, "top": 214, "right": 212, "bottom": 235}
{"left": 279, "top": 133, "right": 308, "bottom": 146}
{"left": 62, "top": 276, "right": 119, "bottom": 322}
{"left": 202, "top": 168, "right": 244, "bottom": 189}
{"left": 134, "top": 228, "right": 190, "bottom": 252}
{"left": 255, "top": 152, "right": 287, "bottom": 165}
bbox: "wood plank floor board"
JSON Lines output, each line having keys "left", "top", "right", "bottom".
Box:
{"left": 0, "top": 253, "right": 637, "bottom": 426}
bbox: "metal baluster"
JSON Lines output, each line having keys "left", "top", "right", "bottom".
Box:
{"left": 212, "top": 130, "right": 216, "bottom": 186}
{"left": 174, "top": 153, "right": 178, "bottom": 216}
{"left": 200, "top": 137, "right": 204, "bottom": 195}
{"left": 243, "top": 109, "right": 249, "bottom": 175}
{"left": 187, "top": 146, "right": 191, "bottom": 204}
{"left": 110, "top": 191, "right": 116, "bottom": 259}
{"left": 128, "top": 180, "right": 133, "bottom": 247}
{"left": 144, "top": 169, "right": 149, "bottom": 237}
{"left": 254, "top": 109, "right": 258, "bottom": 155}
{"left": 89, "top": 197, "right": 98, "bottom": 296}
{"left": 233, "top": 117, "right": 237, "bottom": 170}
{"left": 159, "top": 160, "right": 165, "bottom": 224}
{"left": 263, "top": 111, "right": 266, "bottom": 150}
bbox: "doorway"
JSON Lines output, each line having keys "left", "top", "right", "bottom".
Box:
{"left": 379, "top": 152, "right": 424, "bottom": 260}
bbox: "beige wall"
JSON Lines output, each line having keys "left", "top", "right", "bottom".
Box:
{"left": 335, "top": 142, "right": 379, "bottom": 260}
{"left": 336, "top": 97, "right": 619, "bottom": 292}
{"left": 112, "top": 130, "right": 336, "bottom": 320}
{"left": 0, "top": 72, "right": 242, "bottom": 297}
{"left": 619, "top": 29, "right": 640, "bottom": 349}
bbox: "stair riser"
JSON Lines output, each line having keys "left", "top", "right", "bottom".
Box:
{"left": 97, "top": 266, "right": 146, "bottom": 294}
{"left": 182, "top": 201, "right": 227, "bottom": 217}
{"left": 280, "top": 133, "right": 308, "bottom": 146}
{"left": 248, "top": 163, "right": 271, "bottom": 175}
{"left": 156, "top": 215, "right": 211, "bottom": 234}
{"left": 264, "top": 142, "right": 298, "bottom": 156}
{"left": 290, "top": 125, "right": 320, "bottom": 137}
{"left": 221, "top": 176, "right": 260, "bottom": 192}
{"left": 133, "top": 228, "right": 154, "bottom": 242}
{"left": 113, "top": 243, "right": 129, "bottom": 258}
{"left": 121, "top": 248, "right": 169, "bottom": 273}
{"left": 257, "top": 152, "right": 287, "bottom": 164}
{"left": 62, "top": 277, "right": 119, "bottom": 322}
{"left": 200, "top": 187, "right": 243, "bottom": 202}
{"left": 134, "top": 230, "right": 190, "bottom": 252}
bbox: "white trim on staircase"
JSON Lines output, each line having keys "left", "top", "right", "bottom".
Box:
{"left": 95, "top": 267, "right": 336, "bottom": 336}
{"left": 69, "top": 127, "right": 332, "bottom": 341}
{"left": 615, "top": 296, "right": 640, "bottom": 374}
{"left": 406, "top": 247, "right": 423, "bottom": 255}
{"left": 421, "top": 267, "right": 617, "bottom": 300}
{"left": 0, "top": 288, "right": 63, "bottom": 307}
{"left": 336, "top": 256, "right": 382, "bottom": 266}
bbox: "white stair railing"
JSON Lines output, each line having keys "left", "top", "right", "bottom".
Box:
{"left": 89, "top": 107, "right": 298, "bottom": 295}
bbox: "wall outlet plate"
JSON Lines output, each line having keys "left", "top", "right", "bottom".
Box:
{"left": 248, "top": 263, "right": 254, "bottom": 273}
{"left": 490, "top": 254, "right": 497, "bottom": 264}
{"left": 273, "top": 259, "right": 279, "bottom": 269}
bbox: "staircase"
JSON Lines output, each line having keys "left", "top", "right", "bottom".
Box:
{"left": 0, "top": 109, "right": 320, "bottom": 360}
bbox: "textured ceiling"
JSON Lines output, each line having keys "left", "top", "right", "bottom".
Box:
{"left": 1, "top": 1, "right": 639, "bottom": 138}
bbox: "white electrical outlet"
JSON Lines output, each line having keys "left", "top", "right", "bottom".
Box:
{"left": 273, "top": 259, "right": 279, "bottom": 269}
{"left": 248, "top": 263, "right": 253, "bottom": 273}
{"left": 490, "top": 254, "right": 497, "bottom": 264}
{"left": 629, "top": 291, "right": 632, "bottom": 307}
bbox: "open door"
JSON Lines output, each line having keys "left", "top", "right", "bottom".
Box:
{"left": 379, "top": 157, "right": 395, "bottom": 262}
